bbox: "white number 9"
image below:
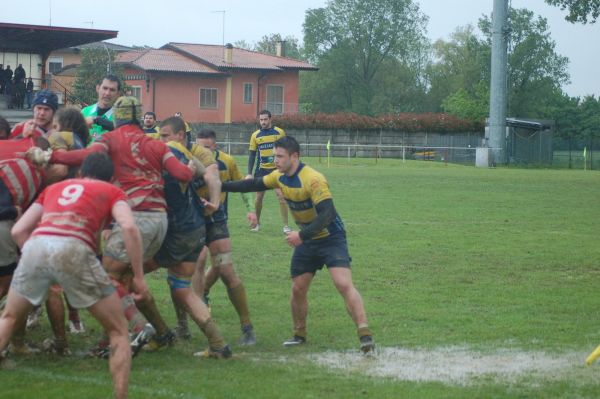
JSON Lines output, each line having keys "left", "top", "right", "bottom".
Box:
{"left": 58, "top": 184, "right": 84, "bottom": 206}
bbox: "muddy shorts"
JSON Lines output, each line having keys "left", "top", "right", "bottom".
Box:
{"left": 290, "top": 232, "right": 351, "bottom": 278}
{"left": 11, "top": 236, "right": 115, "bottom": 308}
{"left": 154, "top": 225, "right": 206, "bottom": 268}
{"left": 104, "top": 211, "right": 168, "bottom": 262}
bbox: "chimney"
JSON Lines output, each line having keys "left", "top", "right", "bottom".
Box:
{"left": 276, "top": 40, "right": 286, "bottom": 57}
{"left": 224, "top": 43, "right": 233, "bottom": 63}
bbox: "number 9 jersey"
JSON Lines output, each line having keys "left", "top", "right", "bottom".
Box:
{"left": 32, "top": 179, "right": 128, "bottom": 253}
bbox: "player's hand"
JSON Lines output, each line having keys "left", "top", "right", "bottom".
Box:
{"left": 285, "top": 230, "right": 303, "bottom": 247}
{"left": 132, "top": 276, "right": 150, "bottom": 303}
{"left": 202, "top": 198, "right": 219, "bottom": 215}
{"left": 247, "top": 212, "right": 257, "bottom": 226}
{"left": 84, "top": 116, "right": 95, "bottom": 127}
{"left": 244, "top": 174, "right": 253, "bottom": 180}
{"left": 25, "top": 147, "right": 52, "bottom": 167}
{"left": 21, "top": 120, "right": 36, "bottom": 138}
{"left": 187, "top": 160, "right": 197, "bottom": 175}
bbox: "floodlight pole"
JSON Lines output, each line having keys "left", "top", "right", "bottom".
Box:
{"left": 212, "top": 10, "right": 226, "bottom": 47}
{"left": 488, "top": 0, "right": 509, "bottom": 165}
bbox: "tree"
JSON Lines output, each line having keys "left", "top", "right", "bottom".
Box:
{"left": 302, "top": 0, "right": 429, "bottom": 115}
{"left": 425, "top": 25, "right": 490, "bottom": 112}
{"left": 431, "top": 8, "right": 570, "bottom": 121}
{"left": 254, "top": 34, "right": 303, "bottom": 60}
{"left": 72, "top": 48, "right": 125, "bottom": 106}
{"left": 545, "top": 0, "right": 600, "bottom": 23}
{"left": 480, "top": 8, "right": 570, "bottom": 118}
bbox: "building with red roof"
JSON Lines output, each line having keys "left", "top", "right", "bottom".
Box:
{"left": 117, "top": 42, "right": 317, "bottom": 123}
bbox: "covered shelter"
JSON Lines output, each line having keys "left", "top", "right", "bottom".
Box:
{"left": 0, "top": 22, "right": 117, "bottom": 88}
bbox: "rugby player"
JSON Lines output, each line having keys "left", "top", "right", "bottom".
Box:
{"left": 36, "top": 96, "right": 198, "bottom": 344}
{"left": 0, "top": 152, "right": 146, "bottom": 399}
{"left": 177, "top": 128, "right": 258, "bottom": 345}
{"left": 146, "top": 117, "right": 231, "bottom": 358}
{"left": 246, "top": 110, "right": 289, "bottom": 232}
{"left": 222, "top": 136, "right": 375, "bottom": 353}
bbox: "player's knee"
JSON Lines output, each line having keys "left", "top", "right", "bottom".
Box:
{"left": 211, "top": 251, "right": 232, "bottom": 268}
{"left": 167, "top": 273, "right": 191, "bottom": 290}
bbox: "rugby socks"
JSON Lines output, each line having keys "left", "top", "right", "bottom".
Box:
{"left": 357, "top": 324, "right": 372, "bottom": 338}
{"left": 293, "top": 328, "right": 307, "bottom": 339}
{"left": 114, "top": 281, "right": 147, "bottom": 334}
{"left": 227, "top": 283, "right": 251, "bottom": 327}
{"left": 199, "top": 317, "right": 226, "bottom": 349}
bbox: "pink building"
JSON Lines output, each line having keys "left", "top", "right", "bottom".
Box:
{"left": 117, "top": 43, "right": 317, "bottom": 123}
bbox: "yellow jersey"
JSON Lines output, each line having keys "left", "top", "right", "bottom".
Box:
{"left": 248, "top": 126, "right": 286, "bottom": 170}
{"left": 263, "top": 163, "right": 345, "bottom": 239}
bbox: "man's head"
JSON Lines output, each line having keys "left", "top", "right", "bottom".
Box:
{"left": 32, "top": 90, "right": 58, "bottom": 130}
{"left": 159, "top": 116, "right": 186, "bottom": 144}
{"left": 174, "top": 112, "right": 183, "bottom": 117}
{"left": 258, "top": 110, "right": 272, "bottom": 130}
{"left": 196, "top": 128, "right": 217, "bottom": 152}
{"left": 143, "top": 112, "right": 157, "bottom": 128}
{"left": 274, "top": 136, "right": 300, "bottom": 175}
{"left": 80, "top": 152, "right": 114, "bottom": 182}
{"left": 96, "top": 74, "right": 121, "bottom": 109}
{"left": 112, "top": 96, "right": 142, "bottom": 128}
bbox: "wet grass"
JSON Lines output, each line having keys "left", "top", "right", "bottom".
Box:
{"left": 4, "top": 158, "right": 600, "bottom": 398}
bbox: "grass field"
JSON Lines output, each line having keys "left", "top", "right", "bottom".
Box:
{"left": 3, "top": 157, "right": 600, "bottom": 398}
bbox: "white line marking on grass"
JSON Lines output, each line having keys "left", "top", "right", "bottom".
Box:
{"left": 309, "top": 346, "right": 587, "bottom": 386}
{"left": 17, "top": 367, "right": 202, "bottom": 399}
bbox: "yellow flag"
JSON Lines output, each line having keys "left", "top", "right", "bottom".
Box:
{"left": 584, "top": 147, "right": 587, "bottom": 158}
{"left": 326, "top": 139, "right": 331, "bottom": 151}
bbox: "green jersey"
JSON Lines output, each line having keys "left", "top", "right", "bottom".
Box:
{"left": 82, "top": 103, "right": 114, "bottom": 144}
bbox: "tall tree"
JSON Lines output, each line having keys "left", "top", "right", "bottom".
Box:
{"left": 254, "top": 34, "right": 303, "bottom": 60}
{"left": 545, "top": 0, "right": 600, "bottom": 23}
{"left": 73, "top": 48, "right": 125, "bottom": 106}
{"left": 302, "top": 0, "right": 429, "bottom": 115}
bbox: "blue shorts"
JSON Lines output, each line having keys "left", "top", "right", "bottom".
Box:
{"left": 154, "top": 225, "right": 206, "bottom": 268}
{"left": 290, "top": 233, "right": 351, "bottom": 278}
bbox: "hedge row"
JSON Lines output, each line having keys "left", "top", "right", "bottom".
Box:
{"left": 239, "top": 112, "right": 483, "bottom": 132}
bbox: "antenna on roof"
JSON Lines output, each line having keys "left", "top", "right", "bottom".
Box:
{"left": 83, "top": 21, "right": 94, "bottom": 28}
{"left": 49, "top": 0, "right": 52, "bottom": 26}
{"left": 211, "top": 10, "right": 226, "bottom": 47}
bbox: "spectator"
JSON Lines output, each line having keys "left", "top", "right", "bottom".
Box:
{"left": 0, "top": 65, "right": 4, "bottom": 95}
{"left": 14, "top": 64, "right": 26, "bottom": 83}
{"left": 16, "top": 78, "right": 26, "bottom": 109}
{"left": 26, "top": 78, "right": 34, "bottom": 109}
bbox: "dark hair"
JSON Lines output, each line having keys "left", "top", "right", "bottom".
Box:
{"left": 0, "top": 116, "right": 10, "bottom": 139}
{"left": 144, "top": 111, "right": 156, "bottom": 119}
{"left": 258, "top": 110, "right": 272, "bottom": 118}
{"left": 34, "top": 137, "right": 50, "bottom": 151}
{"left": 55, "top": 107, "right": 89, "bottom": 147}
{"left": 274, "top": 136, "right": 300, "bottom": 155}
{"left": 197, "top": 128, "right": 216, "bottom": 140}
{"left": 100, "top": 74, "right": 122, "bottom": 91}
{"left": 80, "top": 152, "right": 114, "bottom": 182}
{"left": 159, "top": 116, "right": 185, "bottom": 135}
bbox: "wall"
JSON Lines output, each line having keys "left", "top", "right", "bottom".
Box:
{"left": 191, "top": 122, "right": 484, "bottom": 164}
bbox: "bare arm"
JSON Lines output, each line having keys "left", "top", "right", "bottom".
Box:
{"left": 203, "top": 164, "right": 222, "bottom": 212}
{"left": 111, "top": 200, "right": 149, "bottom": 300}
{"left": 11, "top": 203, "right": 43, "bottom": 248}
{"left": 50, "top": 143, "right": 105, "bottom": 166}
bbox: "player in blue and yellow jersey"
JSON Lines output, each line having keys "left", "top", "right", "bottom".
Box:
{"left": 142, "top": 111, "right": 160, "bottom": 135}
{"left": 183, "top": 128, "right": 259, "bottom": 346}
{"left": 246, "top": 110, "right": 289, "bottom": 233}
{"left": 147, "top": 116, "right": 232, "bottom": 359}
{"left": 223, "top": 136, "right": 374, "bottom": 353}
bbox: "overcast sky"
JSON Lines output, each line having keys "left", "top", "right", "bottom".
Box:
{"left": 3, "top": 0, "right": 599, "bottom": 97}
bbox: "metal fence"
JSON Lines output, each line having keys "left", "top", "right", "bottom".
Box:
{"left": 553, "top": 137, "right": 600, "bottom": 170}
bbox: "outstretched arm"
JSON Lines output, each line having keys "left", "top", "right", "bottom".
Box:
{"left": 49, "top": 143, "right": 106, "bottom": 166}
{"left": 222, "top": 177, "right": 267, "bottom": 193}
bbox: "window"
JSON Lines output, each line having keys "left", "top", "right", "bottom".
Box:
{"left": 243, "top": 83, "right": 253, "bottom": 103}
{"left": 266, "top": 85, "right": 284, "bottom": 115}
{"left": 200, "top": 88, "right": 218, "bottom": 109}
{"left": 130, "top": 86, "right": 142, "bottom": 102}
{"left": 48, "top": 57, "right": 63, "bottom": 74}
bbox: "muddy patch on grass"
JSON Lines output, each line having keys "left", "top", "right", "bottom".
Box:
{"left": 309, "top": 346, "right": 587, "bottom": 385}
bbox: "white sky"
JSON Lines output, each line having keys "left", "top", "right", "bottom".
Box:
{"left": 2, "top": 0, "right": 598, "bottom": 97}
